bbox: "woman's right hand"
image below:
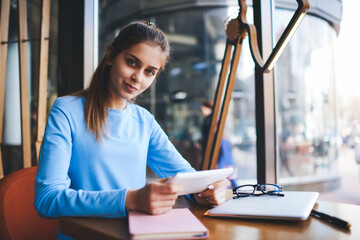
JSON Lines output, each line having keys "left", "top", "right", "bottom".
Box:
{"left": 125, "top": 177, "right": 182, "bottom": 215}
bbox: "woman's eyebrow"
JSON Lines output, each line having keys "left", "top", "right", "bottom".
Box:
{"left": 126, "top": 53, "right": 160, "bottom": 71}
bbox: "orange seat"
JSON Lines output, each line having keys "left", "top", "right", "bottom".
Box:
{"left": 0, "top": 166, "right": 58, "bottom": 240}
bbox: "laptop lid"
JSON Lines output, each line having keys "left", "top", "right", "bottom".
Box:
{"left": 208, "top": 191, "right": 319, "bottom": 220}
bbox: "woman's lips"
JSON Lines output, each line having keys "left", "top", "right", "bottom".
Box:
{"left": 124, "top": 82, "right": 137, "bottom": 92}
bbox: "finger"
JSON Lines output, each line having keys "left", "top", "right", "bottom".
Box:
{"left": 158, "top": 182, "right": 183, "bottom": 194}
{"left": 206, "top": 189, "right": 227, "bottom": 204}
{"left": 206, "top": 190, "right": 225, "bottom": 201}
{"left": 207, "top": 196, "right": 226, "bottom": 205}
{"left": 150, "top": 206, "right": 173, "bottom": 215}
{"left": 149, "top": 180, "right": 182, "bottom": 194}
{"left": 196, "top": 194, "right": 223, "bottom": 206}
{"left": 157, "top": 177, "right": 171, "bottom": 184}
{"left": 151, "top": 199, "right": 177, "bottom": 209}
{"left": 211, "top": 179, "right": 230, "bottom": 189}
{"left": 197, "top": 179, "right": 229, "bottom": 197}
{"left": 198, "top": 188, "right": 225, "bottom": 198}
{"left": 152, "top": 192, "right": 179, "bottom": 201}
{"left": 145, "top": 185, "right": 178, "bottom": 201}
{"left": 196, "top": 185, "right": 217, "bottom": 197}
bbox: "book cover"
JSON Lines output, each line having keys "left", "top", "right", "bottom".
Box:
{"left": 128, "top": 208, "right": 208, "bottom": 239}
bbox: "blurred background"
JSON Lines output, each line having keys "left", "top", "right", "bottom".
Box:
{"left": 1, "top": 0, "right": 359, "bottom": 204}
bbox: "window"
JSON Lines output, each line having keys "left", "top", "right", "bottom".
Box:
{"left": 98, "top": 3, "right": 258, "bottom": 182}
{"left": 97, "top": 0, "right": 341, "bottom": 186}
{"left": 274, "top": 11, "right": 339, "bottom": 184}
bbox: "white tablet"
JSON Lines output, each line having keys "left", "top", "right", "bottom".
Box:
{"left": 166, "top": 168, "right": 233, "bottom": 195}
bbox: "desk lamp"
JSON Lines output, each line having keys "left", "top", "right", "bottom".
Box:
{"left": 201, "top": 0, "right": 310, "bottom": 170}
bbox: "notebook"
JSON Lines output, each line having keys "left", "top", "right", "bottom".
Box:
{"left": 206, "top": 191, "right": 319, "bottom": 220}
{"left": 128, "top": 208, "right": 208, "bottom": 239}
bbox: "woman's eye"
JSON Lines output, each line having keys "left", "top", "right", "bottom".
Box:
{"left": 127, "top": 59, "right": 136, "bottom": 66}
{"left": 146, "top": 69, "right": 156, "bottom": 76}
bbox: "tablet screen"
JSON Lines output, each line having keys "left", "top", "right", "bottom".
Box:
{"left": 167, "top": 168, "right": 233, "bottom": 195}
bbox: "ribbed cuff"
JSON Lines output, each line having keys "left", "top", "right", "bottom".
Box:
{"left": 120, "top": 189, "right": 129, "bottom": 217}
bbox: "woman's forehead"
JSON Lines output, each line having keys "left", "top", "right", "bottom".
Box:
{"left": 122, "top": 42, "right": 166, "bottom": 68}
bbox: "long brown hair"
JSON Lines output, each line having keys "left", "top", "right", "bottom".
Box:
{"left": 77, "top": 21, "right": 170, "bottom": 142}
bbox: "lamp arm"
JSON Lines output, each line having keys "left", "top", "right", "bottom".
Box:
{"left": 238, "top": 0, "right": 310, "bottom": 73}
{"left": 246, "top": 24, "right": 265, "bottom": 68}
{"left": 238, "top": 0, "right": 247, "bottom": 24}
{"left": 262, "top": 0, "right": 310, "bottom": 72}
{"left": 236, "top": 0, "right": 264, "bottom": 68}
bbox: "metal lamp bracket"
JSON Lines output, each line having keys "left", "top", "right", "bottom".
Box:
{"left": 226, "top": 0, "right": 310, "bottom": 73}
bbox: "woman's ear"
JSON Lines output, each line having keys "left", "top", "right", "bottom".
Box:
{"left": 105, "top": 47, "right": 114, "bottom": 66}
{"left": 106, "top": 54, "right": 113, "bottom": 66}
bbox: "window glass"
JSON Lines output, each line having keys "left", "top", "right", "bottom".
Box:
{"left": 151, "top": 8, "right": 257, "bottom": 182}
{"left": 2, "top": 0, "right": 58, "bottom": 174}
{"left": 274, "top": 11, "right": 339, "bottom": 183}
{"left": 98, "top": 4, "right": 257, "bottom": 183}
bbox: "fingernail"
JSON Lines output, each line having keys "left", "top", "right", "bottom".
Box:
{"left": 208, "top": 185, "right": 214, "bottom": 190}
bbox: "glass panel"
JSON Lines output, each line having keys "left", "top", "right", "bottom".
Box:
{"left": 274, "top": 10, "right": 338, "bottom": 184}
{"left": 2, "top": 0, "right": 58, "bottom": 174}
{"left": 150, "top": 8, "right": 258, "bottom": 185}
{"left": 98, "top": 2, "right": 257, "bottom": 184}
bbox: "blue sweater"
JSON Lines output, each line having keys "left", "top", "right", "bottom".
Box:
{"left": 34, "top": 96, "right": 194, "bottom": 219}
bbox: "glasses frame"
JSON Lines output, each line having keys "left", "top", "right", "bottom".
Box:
{"left": 232, "top": 183, "right": 284, "bottom": 199}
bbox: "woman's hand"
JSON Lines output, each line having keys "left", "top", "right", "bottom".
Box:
{"left": 194, "top": 179, "right": 230, "bottom": 206}
{"left": 125, "top": 178, "right": 182, "bottom": 215}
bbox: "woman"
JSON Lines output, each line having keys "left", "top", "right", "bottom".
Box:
{"left": 34, "top": 21, "right": 228, "bottom": 235}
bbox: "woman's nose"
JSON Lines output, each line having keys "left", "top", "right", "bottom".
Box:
{"left": 131, "top": 70, "right": 142, "bottom": 83}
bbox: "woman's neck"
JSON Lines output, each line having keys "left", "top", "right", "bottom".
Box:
{"left": 109, "top": 98, "right": 127, "bottom": 110}
{"left": 107, "top": 87, "right": 127, "bottom": 110}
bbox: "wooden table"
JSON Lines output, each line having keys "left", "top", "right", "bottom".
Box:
{"left": 60, "top": 197, "right": 360, "bottom": 240}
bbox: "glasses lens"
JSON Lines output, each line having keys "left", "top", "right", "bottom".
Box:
{"left": 235, "top": 185, "right": 254, "bottom": 196}
{"left": 260, "top": 184, "right": 281, "bottom": 194}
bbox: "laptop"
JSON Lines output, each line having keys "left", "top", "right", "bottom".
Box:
{"left": 206, "top": 191, "right": 319, "bottom": 220}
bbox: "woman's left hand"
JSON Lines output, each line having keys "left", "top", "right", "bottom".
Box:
{"left": 194, "top": 179, "right": 230, "bottom": 206}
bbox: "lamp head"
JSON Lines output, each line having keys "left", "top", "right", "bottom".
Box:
{"left": 264, "top": 0, "right": 310, "bottom": 72}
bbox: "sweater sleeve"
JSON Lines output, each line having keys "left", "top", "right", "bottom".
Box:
{"left": 146, "top": 115, "right": 195, "bottom": 178}
{"left": 34, "top": 99, "right": 128, "bottom": 218}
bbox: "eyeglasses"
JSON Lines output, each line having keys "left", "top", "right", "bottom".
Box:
{"left": 233, "top": 183, "right": 284, "bottom": 199}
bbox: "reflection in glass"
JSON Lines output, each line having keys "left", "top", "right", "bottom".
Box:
{"left": 274, "top": 11, "right": 339, "bottom": 183}
{"left": 98, "top": 3, "right": 257, "bottom": 182}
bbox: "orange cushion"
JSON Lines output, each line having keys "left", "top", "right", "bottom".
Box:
{"left": 0, "top": 167, "right": 58, "bottom": 240}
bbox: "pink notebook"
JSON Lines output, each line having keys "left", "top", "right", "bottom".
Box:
{"left": 128, "top": 208, "right": 209, "bottom": 239}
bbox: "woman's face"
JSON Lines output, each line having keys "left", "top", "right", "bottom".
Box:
{"left": 107, "top": 42, "right": 165, "bottom": 109}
